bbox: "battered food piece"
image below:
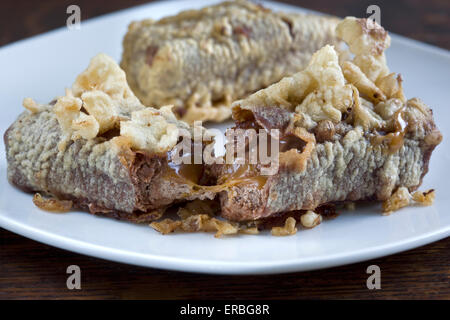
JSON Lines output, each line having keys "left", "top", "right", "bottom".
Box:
{"left": 3, "top": 16, "right": 442, "bottom": 234}
{"left": 214, "top": 17, "right": 442, "bottom": 221}
{"left": 121, "top": 0, "right": 342, "bottom": 123}
{"left": 4, "top": 54, "right": 215, "bottom": 222}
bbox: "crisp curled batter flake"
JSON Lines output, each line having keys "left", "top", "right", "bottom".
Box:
{"left": 150, "top": 214, "right": 240, "bottom": 238}
{"left": 271, "top": 217, "right": 298, "bottom": 236}
{"left": 71, "top": 53, "right": 143, "bottom": 115}
{"left": 336, "top": 17, "right": 390, "bottom": 83}
{"left": 22, "top": 97, "right": 47, "bottom": 114}
{"left": 27, "top": 53, "right": 195, "bottom": 154}
{"left": 233, "top": 15, "right": 404, "bottom": 134}
{"left": 382, "top": 187, "right": 435, "bottom": 214}
{"left": 120, "top": 106, "right": 180, "bottom": 153}
{"left": 293, "top": 17, "right": 404, "bottom": 131}
{"left": 32, "top": 193, "right": 73, "bottom": 213}
{"left": 53, "top": 54, "right": 144, "bottom": 141}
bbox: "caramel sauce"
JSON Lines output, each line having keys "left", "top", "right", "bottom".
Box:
{"left": 168, "top": 161, "right": 204, "bottom": 185}
{"left": 164, "top": 147, "right": 268, "bottom": 192}
{"left": 166, "top": 147, "right": 204, "bottom": 185}
{"left": 217, "top": 164, "right": 268, "bottom": 189}
{"left": 371, "top": 108, "right": 408, "bottom": 154}
{"left": 165, "top": 161, "right": 267, "bottom": 192}
{"left": 161, "top": 125, "right": 309, "bottom": 192}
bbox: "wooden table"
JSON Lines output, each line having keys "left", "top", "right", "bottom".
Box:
{"left": 0, "top": 0, "right": 449, "bottom": 300}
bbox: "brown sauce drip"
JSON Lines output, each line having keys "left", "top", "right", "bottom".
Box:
{"left": 214, "top": 130, "right": 306, "bottom": 189}
{"left": 371, "top": 108, "right": 408, "bottom": 154}
{"left": 166, "top": 161, "right": 267, "bottom": 191}
{"left": 161, "top": 121, "right": 307, "bottom": 192}
{"left": 166, "top": 146, "right": 205, "bottom": 185}
{"left": 162, "top": 127, "right": 309, "bottom": 191}
{"left": 164, "top": 148, "right": 267, "bottom": 191}
{"left": 168, "top": 161, "right": 204, "bottom": 185}
{"left": 217, "top": 164, "right": 267, "bottom": 189}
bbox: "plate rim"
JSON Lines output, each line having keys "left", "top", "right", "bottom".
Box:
{"left": 1, "top": 212, "right": 448, "bottom": 275}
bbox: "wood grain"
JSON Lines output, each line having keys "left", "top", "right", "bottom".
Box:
{"left": 0, "top": 0, "right": 449, "bottom": 49}
{"left": 1, "top": 228, "right": 449, "bottom": 299}
{"left": 0, "top": 0, "right": 449, "bottom": 299}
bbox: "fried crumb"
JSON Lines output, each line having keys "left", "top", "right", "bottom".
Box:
{"left": 382, "top": 187, "right": 435, "bottom": 215}
{"left": 151, "top": 199, "right": 258, "bottom": 237}
{"left": 23, "top": 98, "right": 44, "bottom": 114}
{"left": 239, "top": 227, "right": 259, "bottom": 235}
{"left": 150, "top": 218, "right": 181, "bottom": 234}
{"left": 150, "top": 213, "right": 240, "bottom": 238}
{"left": 300, "top": 210, "right": 322, "bottom": 228}
{"left": 180, "top": 214, "right": 217, "bottom": 233}
{"left": 210, "top": 218, "right": 239, "bottom": 238}
{"left": 32, "top": 193, "right": 72, "bottom": 213}
{"left": 412, "top": 189, "right": 435, "bottom": 206}
{"left": 177, "top": 199, "right": 220, "bottom": 219}
{"left": 382, "top": 187, "right": 411, "bottom": 214}
{"left": 180, "top": 214, "right": 239, "bottom": 238}
{"left": 271, "top": 217, "right": 297, "bottom": 236}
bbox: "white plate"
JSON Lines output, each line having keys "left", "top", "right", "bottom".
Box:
{"left": 0, "top": 0, "right": 449, "bottom": 275}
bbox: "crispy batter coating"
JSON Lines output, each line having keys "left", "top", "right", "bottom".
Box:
{"left": 32, "top": 193, "right": 73, "bottom": 213}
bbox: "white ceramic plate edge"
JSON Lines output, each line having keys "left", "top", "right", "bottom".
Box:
{"left": 1, "top": 210, "right": 449, "bottom": 275}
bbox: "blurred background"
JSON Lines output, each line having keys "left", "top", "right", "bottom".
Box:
{"left": 1, "top": 0, "right": 449, "bottom": 49}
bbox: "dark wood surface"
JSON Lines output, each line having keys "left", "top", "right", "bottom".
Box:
{"left": 1, "top": 228, "right": 449, "bottom": 299}
{"left": 1, "top": 0, "right": 449, "bottom": 49}
{"left": 0, "top": 0, "right": 449, "bottom": 300}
